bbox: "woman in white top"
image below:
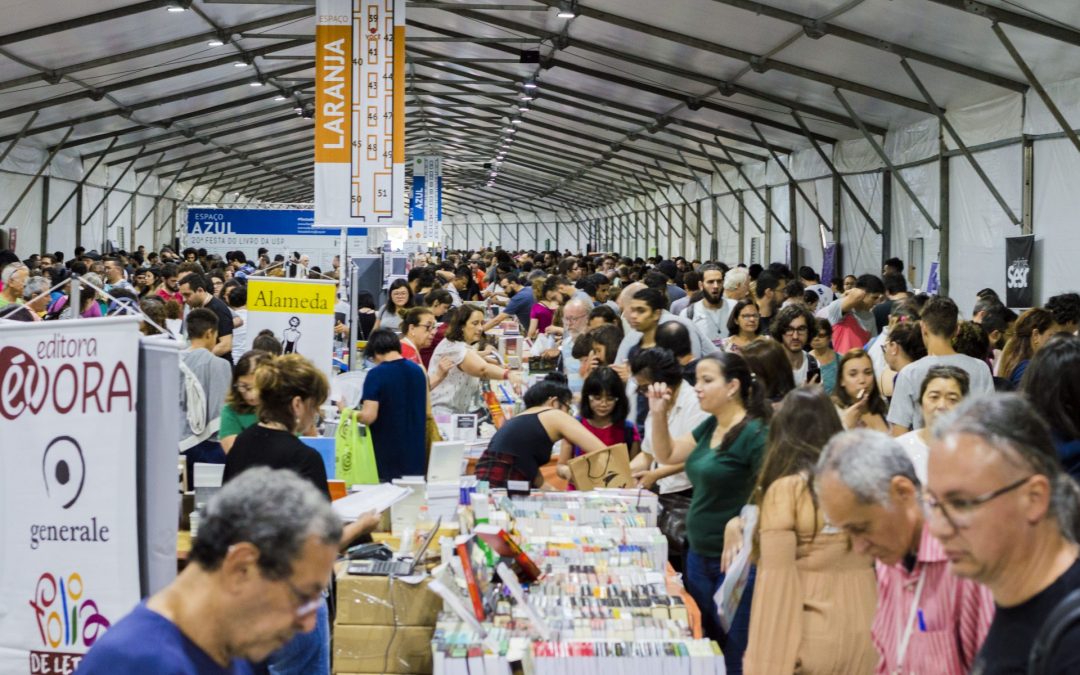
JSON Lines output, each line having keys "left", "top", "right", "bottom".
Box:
{"left": 897, "top": 365, "right": 970, "bottom": 484}
{"left": 374, "top": 278, "right": 414, "bottom": 332}
{"left": 429, "top": 304, "right": 521, "bottom": 415}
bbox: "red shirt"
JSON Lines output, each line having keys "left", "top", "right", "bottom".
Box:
{"left": 420, "top": 322, "right": 448, "bottom": 368}
{"left": 157, "top": 288, "right": 182, "bottom": 305}
{"left": 400, "top": 339, "right": 424, "bottom": 368}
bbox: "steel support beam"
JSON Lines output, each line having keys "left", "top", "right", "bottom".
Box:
{"left": 929, "top": 0, "right": 1080, "bottom": 49}
{"left": 790, "top": 110, "right": 880, "bottom": 234}
{"left": 749, "top": 123, "right": 829, "bottom": 233}
{"left": 697, "top": 142, "right": 763, "bottom": 233}
{"left": 0, "top": 112, "right": 39, "bottom": 167}
{"left": 993, "top": 23, "right": 1080, "bottom": 156}
{"left": 1, "top": 127, "right": 73, "bottom": 226}
{"left": 833, "top": 88, "right": 939, "bottom": 230}
{"left": 712, "top": 0, "right": 1026, "bottom": 92}
{"left": 711, "top": 137, "right": 786, "bottom": 232}
{"left": 900, "top": 58, "right": 1020, "bottom": 225}
{"left": 0, "top": 1, "right": 175, "bottom": 47}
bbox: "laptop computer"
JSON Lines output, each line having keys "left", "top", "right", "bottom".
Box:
{"left": 346, "top": 517, "right": 442, "bottom": 577}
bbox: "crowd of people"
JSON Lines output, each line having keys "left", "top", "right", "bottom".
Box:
{"left": 6, "top": 243, "right": 1080, "bottom": 674}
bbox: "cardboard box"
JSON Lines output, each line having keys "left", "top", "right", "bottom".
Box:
{"left": 333, "top": 625, "right": 434, "bottom": 674}
{"left": 335, "top": 565, "right": 441, "bottom": 627}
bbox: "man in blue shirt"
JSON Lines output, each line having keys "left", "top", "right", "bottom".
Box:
{"left": 77, "top": 468, "right": 342, "bottom": 675}
{"left": 497, "top": 272, "right": 534, "bottom": 332}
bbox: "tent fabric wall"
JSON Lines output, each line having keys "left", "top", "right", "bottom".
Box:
{"left": 948, "top": 146, "right": 1023, "bottom": 314}
{"left": 1032, "top": 138, "right": 1080, "bottom": 303}
{"left": 840, "top": 172, "right": 884, "bottom": 276}
{"left": 769, "top": 185, "right": 790, "bottom": 266}
{"left": 794, "top": 178, "right": 831, "bottom": 275}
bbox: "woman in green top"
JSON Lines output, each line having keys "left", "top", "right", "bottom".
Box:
{"left": 220, "top": 350, "right": 272, "bottom": 453}
{"left": 646, "top": 351, "right": 769, "bottom": 675}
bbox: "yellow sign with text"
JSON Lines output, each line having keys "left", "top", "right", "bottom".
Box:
{"left": 247, "top": 279, "right": 335, "bottom": 315}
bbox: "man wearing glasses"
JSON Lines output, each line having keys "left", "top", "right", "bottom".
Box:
{"left": 770, "top": 304, "right": 820, "bottom": 386}
{"left": 78, "top": 468, "right": 342, "bottom": 674}
{"left": 927, "top": 395, "right": 1080, "bottom": 674}
{"left": 816, "top": 428, "right": 994, "bottom": 675}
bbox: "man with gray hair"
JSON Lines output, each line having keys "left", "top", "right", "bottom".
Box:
{"left": 927, "top": 394, "right": 1080, "bottom": 674}
{"left": 78, "top": 468, "right": 342, "bottom": 674}
{"left": 0, "top": 261, "right": 28, "bottom": 308}
{"left": 723, "top": 266, "right": 750, "bottom": 302}
{"left": 816, "top": 428, "right": 993, "bottom": 675}
{"left": 22, "top": 275, "right": 50, "bottom": 320}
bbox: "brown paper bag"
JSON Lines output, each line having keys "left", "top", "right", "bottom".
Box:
{"left": 568, "top": 443, "right": 634, "bottom": 491}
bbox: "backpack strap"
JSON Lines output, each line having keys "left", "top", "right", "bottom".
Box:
{"left": 1028, "top": 587, "right": 1080, "bottom": 675}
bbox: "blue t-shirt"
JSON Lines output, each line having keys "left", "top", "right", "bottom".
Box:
{"left": 504, "top": 286, "right": 535, "bottom": 332}
{"left": 361, "top": 358, "right": 428, "bottom": 481}
{"left": 76, "top": 602, "right": 254, "bottom": 675}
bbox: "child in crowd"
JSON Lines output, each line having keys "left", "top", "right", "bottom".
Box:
{"left": 558, "top": 367, "right": 640, "bottom": 488}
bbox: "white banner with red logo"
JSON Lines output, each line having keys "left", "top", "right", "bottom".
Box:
{"left": 0, "top": 317, "right": 142, "bottom": 675}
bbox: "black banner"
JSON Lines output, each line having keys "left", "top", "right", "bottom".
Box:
{"left": 1005, "top": 234, "right": 1035, "bottom": 308}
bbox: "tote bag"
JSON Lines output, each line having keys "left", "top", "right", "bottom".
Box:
{"left": 334, "top": 409, "right": 380, "bottom": 487}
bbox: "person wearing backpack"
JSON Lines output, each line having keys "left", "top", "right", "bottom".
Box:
{"left": 179, "top": 308, "right": 232, "bottom": 488}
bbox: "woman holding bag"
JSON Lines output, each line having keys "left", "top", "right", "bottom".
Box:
{"left": 736, "top": 387, "right": 877, "bottom": 674}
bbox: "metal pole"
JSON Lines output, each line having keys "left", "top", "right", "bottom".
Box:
{"left": 1022, "top": 137, "right": 1034, "bottom": 235}
{"left": 993, "top": 23, "right": 1080, "bottom": 155}
{"left": 712, "top": 135, "right": 787, "bottom": 231}
{"left": 882, "top": 171, "right": 894, "bottom": 269}
{"left": 0, "top": 111, "right": 39, "bottom": 167}
{"left": 832, "top": 88, "right": 940, "bottom": 230}
{"left": 107, "top": 153, "right": 167, "bottom": 231}
{"left": 136, "top": 161, "right": 191, "bottom": 231}
{"left": 939, "top": 142, "right": 951, "bottom": 296}
{"left": 698, "top": 142, "right": 764, "bottom": 233}
{"left": 749, "top": 122, "right": 830, "bottom": 233}
{"left": 900, "top": 58, "right": 1020, "bottom": 226}
{"left": 80, "top": 145, "right": 149, "bottom": 229}
{"left": 1, "top": 126, "right": 73, "bottom": 225}
{"left": 790, "top": 110, "right": 880, "bottom": 234}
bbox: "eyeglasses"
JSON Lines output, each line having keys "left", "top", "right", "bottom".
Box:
{"left": 588, "top": 395, "right": 617, "bottom": 404}
{"left": 922, "top": 475, "right": 1033, "bottom": 530}
{"left": 284, "top": 578, "right": 324, "bottom": 618}
{"left": 564, "top": 314, "right": 587, "bottom": 322}
{"left": 783, "top": 326, "right": 809, "bottom": 336}
{"left": 417, "top": 323, "right": 436, "bottom": 332}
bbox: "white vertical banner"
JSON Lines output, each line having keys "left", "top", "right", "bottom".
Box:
{"left": 410, "top": 155, "right": 442, "bottom": 243}
{"left": 0, "top": 318, "right": 142, "bottom": 675}
{"left": 245, "top": 278, "right": 338, "bottom": 381}
{"left": 315, "top": 0, "right": 406, "bottom": 228}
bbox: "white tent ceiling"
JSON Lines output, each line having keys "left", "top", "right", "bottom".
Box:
{"left": 0, "top": 0, "right": 1079, "bottom": 210}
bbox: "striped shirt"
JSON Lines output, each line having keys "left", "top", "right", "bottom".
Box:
{"left": 872, "top": 525, "right": 995, "bottom": 675}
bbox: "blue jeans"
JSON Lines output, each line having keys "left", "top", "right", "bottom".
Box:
{"left": 267, "top": 599, "right": 330, "bottom": 675}
{"left": 684, "top": 550, "right": 756, "bottom": 675}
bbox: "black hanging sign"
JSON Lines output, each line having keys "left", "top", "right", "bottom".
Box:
{"left": 1005, "top": 234, "right": 1035, "bottom": 308}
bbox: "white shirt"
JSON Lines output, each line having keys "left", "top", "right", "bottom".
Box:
{"left": 818, "top": 297, "right": 878, "bottom": 339}
{"left": 681, "top": 298, "right": 735, "bottom": 345}
{"left": 641, "top": 380, "right": 708, "bottom": 494}
{"left": 792, "top": 351, "right": 809, "bottom": 386}
{"left": 897, "top": 430, "right": 929, "bottom": 485}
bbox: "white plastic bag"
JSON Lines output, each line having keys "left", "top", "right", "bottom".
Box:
{"left": 715, "top": 504, "right": 758, "bottom": 633}
{"left": 529, "top": 333, "right": 556, "bottom": 357}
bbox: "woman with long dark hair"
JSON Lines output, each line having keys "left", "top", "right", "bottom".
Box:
{"left": 998, "top": 307, "right": 1060, "bottom": 388}
{"left": 645, "top": 352, "right": 770, "bottom": 674}
{"left": 832, "top": 349, "right": 889, "bottom": 431}
{"left": 1021, "top": 334, "right": 1080, "bottom": 481}
{"left": 740, "top": 387, "right": 877, "bottom": 674}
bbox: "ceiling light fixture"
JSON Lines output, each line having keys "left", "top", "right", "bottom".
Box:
{"left": 556, "top": 0, "right": 577, "bottom": 19}
{"left": 274, "top": 95, "right": 286, "bottom": 101}
{"left": 250, "top": 81, "right": 263, "bottom": 87}
{"left": 518, "top": 106, "right": 528, "bottom": 112}
{"left": 234, "top": 61, "right": 249, "bottom": 68}
{"left": 512, "top": 119, "right": 524, "bottom": 125}
{"left": 207, "top": 40, "right": 224, "bottom": 47}
{"left": 166, "top": 4, "right": 187, "bottom": 12}
{"left": 523, "top": 80, "right": 538, "bottom": 89}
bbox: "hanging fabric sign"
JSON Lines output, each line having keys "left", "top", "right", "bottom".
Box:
{"left": 821, "top": 242, "right": 838, "bottom": 286}
{"left": 0, "top": 317, "right": 142, "bottom": 675}
{"left": 410, "top": 156, "right": 442, "bottom": 242}
{"left": 1005, "top": 234, "right": 1035, "bottom": 308}
{"left": 315, "top": 0, "right": 405, "bottom": 227}
{"left": 246, "top": 277, "right": 337, "bottom": 380}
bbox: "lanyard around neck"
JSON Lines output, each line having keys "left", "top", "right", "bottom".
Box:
{"left": 894, "top": 567, "right": 927, "bottom": 674}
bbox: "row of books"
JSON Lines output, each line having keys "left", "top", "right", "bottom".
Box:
{"left": 429, "top": 490, "right": 719, "bottom": 674}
